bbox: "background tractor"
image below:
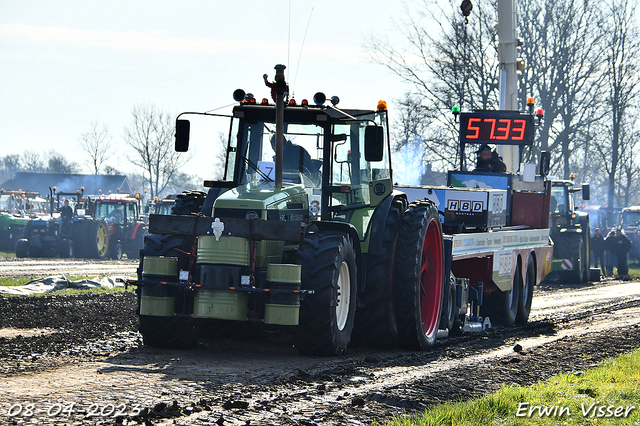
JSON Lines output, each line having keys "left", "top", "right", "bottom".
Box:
{"left": 15, "top": 189, "right": 147, "bottom": 259}
{"left": 619, "top": 206, "right": 640, "bottom": 260}
{"left": 15, "top": 189, "right": 86, "bottom": 258}
{"left": 87, "top": 194, "right": 148, "bottom": 259}
{"left": 548, "top": 178, "right": 591, "bottom": 283}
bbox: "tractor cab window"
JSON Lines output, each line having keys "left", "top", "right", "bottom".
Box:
{"left": 329, "top": 111, "right": 390, "bottom": 211}
{"left": 126, "top": 202, "right": 137, "bottom": 225}
{"left": 622, "top": 211, "right": 640, "bottom": 227}
{"left": 550, "top": 185, "right": 572, "bottom": 214}
{"left": 94, "top": 202, "right": 124, "bottom": 224}
{"left": 237, "top": 120, "right": 324, "bottom": 189}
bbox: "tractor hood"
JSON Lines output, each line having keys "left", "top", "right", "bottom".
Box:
{"left": 0, "top": 212, "right": 29, "bottom": 228}
{"left": 213, "top": 181, "right": 309, "bottom": 221}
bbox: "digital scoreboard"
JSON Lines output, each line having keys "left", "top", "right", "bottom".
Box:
{"left": 459, "top": 111, "right": 535, "bottom": 146}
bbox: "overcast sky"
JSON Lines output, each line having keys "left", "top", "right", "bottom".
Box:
{"left": 0, "top": 1, "right": 415, "bottom": 180}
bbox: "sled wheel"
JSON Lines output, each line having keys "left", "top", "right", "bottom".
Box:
{"left": 483, "top": 261, "right": 521, "bottom": 326}
{"left": 439, "top": 272, "right": 458, "bottom": 332}
{"left": 516, "top": 254, "right": 536, "bottom": 325}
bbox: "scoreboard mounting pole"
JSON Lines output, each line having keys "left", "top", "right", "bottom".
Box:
{"left": 496, "top": 0, "right": 519, "bottom": 172}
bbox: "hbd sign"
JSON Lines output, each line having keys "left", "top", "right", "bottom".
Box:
{"left": 447, "top": 199, "right": 485, "bottom": 213}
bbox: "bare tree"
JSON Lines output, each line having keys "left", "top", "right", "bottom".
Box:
{"left": 79, "top": 120, "right": 114, "bottom": 174}
{"left": 44, "top": 150, "right": 80, "bottom": 174}
{"left": 124, "top": 104, "right": 192, "bottom": 199}
{"left": 518, "top": 0, "right": 607, "bottom": 178}
{"left": 367, "top": 0, "right": 500, "bottom": 169}
{"left": 599, "top": 0, "right": 640, "bottom": 208}
{"left": 20, "top": 151, "right": 44, "bottom": 173}
{"left": 0, "top": 154, "right": 21, "bottom": 182}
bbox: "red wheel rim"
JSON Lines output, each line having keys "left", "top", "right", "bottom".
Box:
{"left": 419, "top": 218, "right": 443, "bottom": 337}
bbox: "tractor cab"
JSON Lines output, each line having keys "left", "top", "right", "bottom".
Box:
{"left": 175, "top": 91, "right": 392, "bottom": 240}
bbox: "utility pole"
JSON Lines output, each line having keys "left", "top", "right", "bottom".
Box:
{"left": 495, "top": 0, "right": 519, "bottom": 172}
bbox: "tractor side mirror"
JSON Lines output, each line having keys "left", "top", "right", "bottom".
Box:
{"left": 364, "top": 126, "right": 384, "bottom": 162}
{"left": 539, "top": 151, "right": 550, "bottom": 177}
{"left": 175, "top": 119, "right": 191, "bottom": 152}
{"left": 582, "top": 183, "right": 590, "bottom": 201}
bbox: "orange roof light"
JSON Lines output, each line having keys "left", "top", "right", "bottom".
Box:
{"left": 527, "top": 97, "right": 535, "bottom": 107}
{"left": 377, "top": 100, "right": 387, "bottom": 111}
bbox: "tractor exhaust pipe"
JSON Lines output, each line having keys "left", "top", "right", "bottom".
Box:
{"left": 274, "top": 64, "right": 286, "bottom": 189}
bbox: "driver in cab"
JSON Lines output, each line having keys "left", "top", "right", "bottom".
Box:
{"left": 475, "top": 144, "right": 507, "bottom": 173}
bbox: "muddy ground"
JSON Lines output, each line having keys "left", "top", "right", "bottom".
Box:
{"left": 0, "top": 258, "right": 639, "bottom": 425}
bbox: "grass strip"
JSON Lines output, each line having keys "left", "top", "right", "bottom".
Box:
{"left": 379, "top": 349, "right": 640, "bottom": 426}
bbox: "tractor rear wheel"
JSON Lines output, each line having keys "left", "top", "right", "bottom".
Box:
{"left": 84, "top": 220, "right": 109, "bottom": 259}
{"left": 516, "top": 254, "right": 536, "bottom": 325}
{"left": 296, "top": 232, "right": 357, "bottom": 356}
{"left": 395, "top": 200, "right": 444, "bottom": 350}
{"left": 354, "top": 199, "right": 404, "bottom": 348}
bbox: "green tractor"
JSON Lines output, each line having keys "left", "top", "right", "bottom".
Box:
{"left": 0, "top": 190, "right": 46, "bottom": 251}
{"left": 549, "top": 178, "right": 591, "bottom": 283}
{"left": 135, "top": 66, "right": 444, "bottom": 355}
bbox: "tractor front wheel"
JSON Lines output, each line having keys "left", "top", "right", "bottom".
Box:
{"left": 58, "top": 239, "right": 74, "bottom": 258}
{"left": 296, "top": 232, "right": 357, "bottom": 356}
{"left": 395, "top": 200, "right": 444, "bottom": 350}
{"left": 15, "top": 239, "right": 30, "bottom": 258}
{"left": 138, "top": 315, "right": 198, "bottom": 349}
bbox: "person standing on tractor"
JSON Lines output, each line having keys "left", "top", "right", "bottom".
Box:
{"left": 263, "top": 73, "right": 289, "bottom": 103}
{"left": 590, "top": 228, "right": 606, "bottom": 275}
{"left": 59, "top": 199, "right": 73, "bottom": 235}
{"left": 474, "top": 144, "right": 506, "bottom": 173}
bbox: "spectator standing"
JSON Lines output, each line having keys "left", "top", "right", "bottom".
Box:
{"left": 614, "top": 229, "right": 632, "bottom": 276}
{"left": 590, "top": 228, "right": 605, "bottom": 275}
{"left": 604, "top": 229, "right": 618, "bottom": 276}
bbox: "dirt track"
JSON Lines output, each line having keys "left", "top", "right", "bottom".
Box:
{"left": 1, "top": 257, "right": 639, "bottom": 425}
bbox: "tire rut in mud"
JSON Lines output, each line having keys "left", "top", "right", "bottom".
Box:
{"left": 0, "top": 285, "right": 639, "bottom": 425}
